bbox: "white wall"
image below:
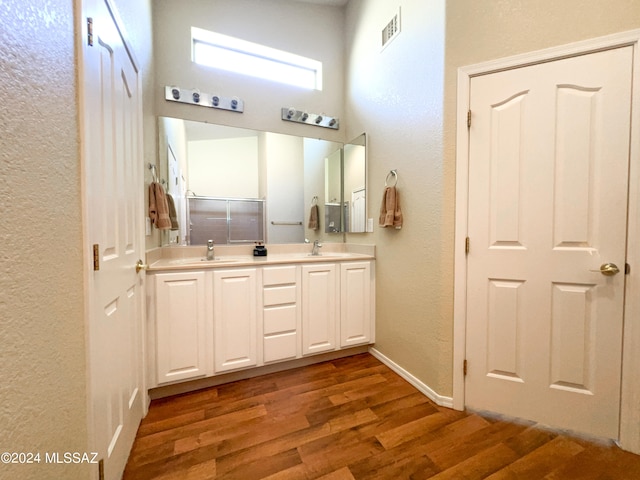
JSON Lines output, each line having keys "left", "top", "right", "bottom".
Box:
{"left": 443, "top": 0, "right": 640, "bottom": 399}
{"left": 264, "top": 133, "right": 305, "bottom": 243}
{"left": 0, "top": 4, "right": 87, "bottom": 477}
{"left": 153, "top": 0, "right": 345, "bottom": 144}
{"left": 344, "top": 142, "right": 365, "bottom": 204}
{"left": 157, "top": 116, "right": 188, "bottom": 246}
{"left": 187, "top": 137, "right": 259, "bottom": 198}
{"left": 0, "top": 0, "right": 154, "bottom": 477}
{"left": 344, "top": 0, "right": 449, "bottom": 394}
{"left": 343, "top": 0, "right": 640, "bottom": 402}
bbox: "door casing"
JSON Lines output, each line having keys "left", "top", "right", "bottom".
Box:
{"left": 453, "top": 29, "right": 640, "bottom": 453}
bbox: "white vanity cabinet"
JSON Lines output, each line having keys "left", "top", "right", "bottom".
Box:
{"left": 212, "top": 268, "right": 259, "bottom": 373}
{"left": 262, "top": 265, "right": 301, "bottom": 363}
{"left": 153, "top": 271, "right": 210, "bottom": 384}
{"left": 147, "top": 253, "right": 375, "bottom": 389}
{"left": 340, "top": 262, "right": 373, "bottom": 347}
{"left": 301, "top": 263, "right": 339, "bottom": 355}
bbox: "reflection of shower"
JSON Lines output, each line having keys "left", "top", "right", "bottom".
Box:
{"left": 187, "top": 196, "right": 265, "bottom": 245}
{"left": 324, "top": 202, "right": 349, "bottom": 233}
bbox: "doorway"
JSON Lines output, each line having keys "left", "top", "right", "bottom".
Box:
{"left": 453, "top": 30, "right": 640, "bottom": 452}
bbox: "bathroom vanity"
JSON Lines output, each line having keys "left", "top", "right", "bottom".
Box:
{"left": 145, "top": 244, "right": 375, "bottom": 389}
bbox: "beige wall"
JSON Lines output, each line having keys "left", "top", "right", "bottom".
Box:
{"left": 343, "top": 0, "right": 640, "bottom": 399}
{"left": 4, "top": 5, "right": 635, "bottom": 474}
{"left": 0, "top": 2, "right": 87, "bottom": 477}
{"left": 0, "top": 0, "right": 153, "bottom": 478}
{"left": 344, "top": 0, "right": 450, "bottom": 395}
{"left": 444, "top": 1, "right": 640, "bottom": 221}
{"left": 441, "top": 1, "right": 640, "bottom": 396}
{"left": 152, "top": 0, "right": 345, "bottom": 144}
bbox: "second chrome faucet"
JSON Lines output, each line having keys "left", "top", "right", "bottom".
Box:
{"left": 311, "top": 239, "right": 322, "bottom": 256}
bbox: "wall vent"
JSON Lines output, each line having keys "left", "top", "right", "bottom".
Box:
{"left": 381, "top": 8, "right": 401, "bottom": 49}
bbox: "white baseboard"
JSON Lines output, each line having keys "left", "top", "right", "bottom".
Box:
{"left": 369, "top": 347, "right": 454, "bottom": 409}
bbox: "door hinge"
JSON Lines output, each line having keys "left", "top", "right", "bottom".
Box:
{"left": 463, "top": 359, "right": 468, "bottom": 376}
{"left": 93, "top": 244, "right": 100, "bottom": 271}
{"left": 467, "top": 110, "right": 472, "bottom": 128}
{"left": 465, "top": 237, "right": 470, "bottom": 255}
{"left": 98, "top": 458, "right": 104, "bottom": 480}
{"left": 626, "top": 263, "right": 631, "bottom": 275}
{"left": 87, "top": 17, "right": 94, "bottom": 46}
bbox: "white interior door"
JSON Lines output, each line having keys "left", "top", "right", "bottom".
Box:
{"left": 81, "top": 0, "right": 145, "bottom": 478}
{"left": 465, "top": 46, "right": 633, "bottom": 439}
{"left": 167, "top": 145, "right": 181, "bottom": 244}
{"left": 351, "top": 187, "right": 366, "bottom": 232}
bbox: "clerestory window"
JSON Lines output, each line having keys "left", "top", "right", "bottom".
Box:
{"left": 192, "top": 27, "right": 323, "bottom": 90}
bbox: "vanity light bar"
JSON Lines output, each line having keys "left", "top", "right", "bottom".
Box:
{"left": 164, "top": 86, "right": 244, "bottom": 113}
{"left": 281, "top": 107, "right": 339, "bottom": 130}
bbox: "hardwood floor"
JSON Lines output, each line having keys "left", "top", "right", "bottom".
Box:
{"left": 124, "top": 353, "right": 640, "bottom": 479}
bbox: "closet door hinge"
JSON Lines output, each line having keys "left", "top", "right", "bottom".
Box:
{"left": 467, "top": 110, "right": 472, "bottom": 128}
{"left": 626, "top": 263, "right": 631, "bottom": 275}
{"left": 465, "top": 237, "right": 470, "bottom": 255}
{"left": 463, "top": 359, "right": 468, "bottom": 376}
{"left": 87, "top": 17, "right": 94, "bottom": 46}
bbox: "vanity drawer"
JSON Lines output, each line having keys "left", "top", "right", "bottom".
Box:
{"left": 264, "top": 305, "right": 297, "bottom": 334}
{"left": 263, "top": 265, "right": 297, "bottom": 286}
{"left": 264, "top": 332, "right": 297, "bottom": 363}
{"left": 263, "top": 285, "right": 296, "bottom": 306}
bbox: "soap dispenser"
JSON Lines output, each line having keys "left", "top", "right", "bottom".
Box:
{"left": 253, "top": 242, "right": 267, "bottom": 257}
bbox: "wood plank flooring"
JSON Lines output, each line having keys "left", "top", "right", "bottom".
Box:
{"left": 123, "top": 353, "right": 640, "bottom": 479}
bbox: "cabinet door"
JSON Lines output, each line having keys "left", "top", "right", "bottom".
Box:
{"left": 213, "top": 268, "right": 258, "bottom": 372}
{"left": 340, "top": 262, "right": 372, "bottom": 347}
{"left": 155, "top": 271, "right": 207, "bottom": 384}
{"left": 302, "top": 263, "right": 338, "bottom": 355}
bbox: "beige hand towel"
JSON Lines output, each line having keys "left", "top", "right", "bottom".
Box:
{"left": 308, "top": 204, "right": 320, "bottom": 230}
{"left": 166, "top": 193, "right": 179, "bottom": 231}
{"left": 148, "top": 181, "right": 171, "bottom": 230}
{"left": 378, "top": 186, "right": 403, "bottom": 229}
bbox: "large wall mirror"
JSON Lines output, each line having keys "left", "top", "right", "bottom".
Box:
{"left": 157, "top": 117, "right": 366, "bottom": 245}
{"left": 344, "top": 133, "right": 367, "bottom": 233}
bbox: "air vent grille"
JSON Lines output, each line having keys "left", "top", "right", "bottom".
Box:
{"left": 381, "top": 9, "right": 401, "bottom": 49}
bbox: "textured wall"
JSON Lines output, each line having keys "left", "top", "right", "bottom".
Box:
{"left": 0, "top": 0, "right": 153, "bottom": 478}
{"left": 444, "top": 0, "right": 640, "bottom": 207}
{"left": 343, "top": 0, "right": 640, "bottom": 399}
{"left": 344, "top": 0, "right": 450, "bottom": 394}
{"left": 442, "top": 0, "right": 640, "bottom": 396}
{"left": 152, "top": 0, "right": 345, "bottom": 144}
{"left": 0, "top": 0, "right": 88, "bottom": 478}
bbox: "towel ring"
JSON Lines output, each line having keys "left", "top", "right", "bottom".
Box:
{"left": 385, "top": 170, "right": 398, "bottom": 187}
{"left": 311, "top": 196, "right": 318, "bottom": 206}
{"left": 149, "top": 163, "right": 159, "bottom": 182}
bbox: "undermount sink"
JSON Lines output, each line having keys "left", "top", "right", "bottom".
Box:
{"left": 167, "top": 257, "right": 239, "bottom": 265}
{"left": 307, "top": 252, "right": 357, "bottom": 258}
{"left": 200, "top": 257, "right": 239, "bottom": 263}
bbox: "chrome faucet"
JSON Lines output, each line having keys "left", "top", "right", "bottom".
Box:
{"left": 311, "top": 239, "right": 322, "bottom": 256}
{"left": 206, "top": 239, "right": 215, "bottom": 260}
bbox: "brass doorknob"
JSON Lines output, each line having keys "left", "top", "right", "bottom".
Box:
{"left": 591, "top": 263, "right": 620, "bottom": 276}
{"left": 135, "top": 259, "right": 148, "bottom": 273}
